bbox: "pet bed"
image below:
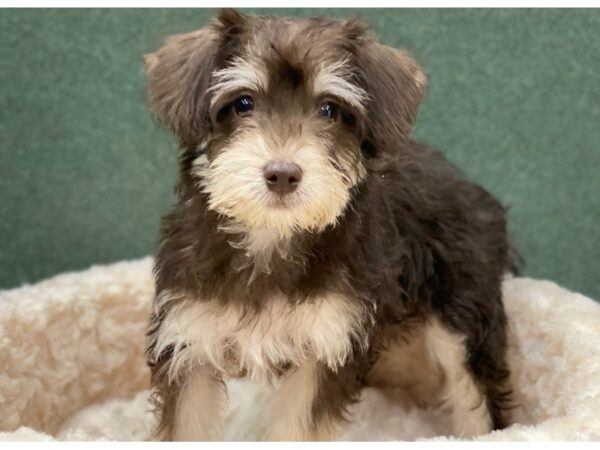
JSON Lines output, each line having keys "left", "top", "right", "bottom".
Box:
{"left": 1, "top": 257, "right": 599, "bottom": 441}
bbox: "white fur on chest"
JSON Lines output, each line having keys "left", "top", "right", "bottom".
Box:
{"left": 153, "top": 291, "right": 368, "bottom": 382}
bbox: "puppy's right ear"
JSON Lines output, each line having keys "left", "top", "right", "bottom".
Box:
{"left": 144, "top": 9, "right": 247, "bottom": 147}
{"left": 145, "top": 27, "right": 219, "bottom": 146}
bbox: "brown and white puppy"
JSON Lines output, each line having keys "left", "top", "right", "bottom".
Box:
{"left": 145, "top": 9, "right": 515, "bottom": 441}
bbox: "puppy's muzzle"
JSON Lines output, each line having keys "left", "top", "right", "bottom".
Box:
{"left": 263, "top": 161, "right": 303, "bottom": 195}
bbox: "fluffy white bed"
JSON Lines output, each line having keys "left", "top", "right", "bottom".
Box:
{"left": 1, "top": 257, "right": 599, "bottom": 441}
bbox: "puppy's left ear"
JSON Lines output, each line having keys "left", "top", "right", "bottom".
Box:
{"left": 355, "top": 38, "right": 427, "bottom": 156}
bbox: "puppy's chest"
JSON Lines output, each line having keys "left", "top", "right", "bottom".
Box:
{"left": 155, "top": 291, "right": 367, "bottom": 381}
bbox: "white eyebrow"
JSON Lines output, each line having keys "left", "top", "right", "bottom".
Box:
{"left": 312, "top": 59, "right": 368, "bottom": 113}
{"left": 209, "top": 56, "right": 268, "bottom": 108}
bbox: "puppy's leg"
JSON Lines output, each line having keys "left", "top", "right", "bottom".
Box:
{"left": 426, "top": 318, "right": 508, "bottom": 437}
{"left": 425, "top": 317, "right": 493, "bottom": 438}
{"left": 261, "top": 360, "right": 361, "bottom": 441}
{"left": 367, "top": 324, "right": 444, "bottom": 407}
{"left": 465, "top": 307, "right": 513, "bottom": 430}
{"left": 151, "top": 365, "right": 227, "bottom": 441}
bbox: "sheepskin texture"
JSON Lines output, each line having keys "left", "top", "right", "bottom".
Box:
{"left": 1, "top": 257, "right": 599, "bottom": 441}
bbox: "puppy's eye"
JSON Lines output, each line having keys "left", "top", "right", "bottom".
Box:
{"left": 233, "top": 95, "right": 254, "bottom": 116}
{"left": 319, "top": 101, "right": 338, "bottom": 120}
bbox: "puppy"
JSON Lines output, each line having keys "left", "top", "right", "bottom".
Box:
{"left": 145, "top": 9, "right": 515, "bottom": 441}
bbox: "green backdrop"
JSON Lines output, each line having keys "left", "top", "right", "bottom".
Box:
{"left": 1, "top": 9, "right": 599, "bottom": 300}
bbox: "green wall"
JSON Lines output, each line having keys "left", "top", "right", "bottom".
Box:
{"left": 1, "top": 9, "right": 599, "bottom": 300}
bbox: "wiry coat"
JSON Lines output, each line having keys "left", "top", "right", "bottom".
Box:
{"left": 145, "top": 9, "right": 515, "bottom": 441}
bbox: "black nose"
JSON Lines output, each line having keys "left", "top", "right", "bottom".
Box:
{"left": 263, "top": 161, "right": 303, "bottom": 195}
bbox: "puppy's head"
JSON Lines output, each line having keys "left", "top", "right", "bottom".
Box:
{"left": 146, "top": 9, "right": 427, "bottom": 238}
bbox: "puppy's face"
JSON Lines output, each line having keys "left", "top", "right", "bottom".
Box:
{"left": 197, "top": 31, "right": 369, "bottom": 236}
{"left": 146, "top": 10, "right": 427, "bottom": 238}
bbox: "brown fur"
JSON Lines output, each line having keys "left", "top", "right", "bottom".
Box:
{"left": 145, "top": 9, "right": 515, "bottom": 440}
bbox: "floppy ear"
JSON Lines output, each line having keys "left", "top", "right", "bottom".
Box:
{"left": 145, "top": 28, "right": 219, "bottom": 147}
{"left": 355, "top": 40, "right": 427, "bottom": 157}
{"left": 144, "top": 9, "right": 247, "bottom": 147}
